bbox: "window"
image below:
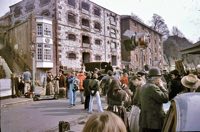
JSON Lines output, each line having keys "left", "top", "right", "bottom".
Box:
{"left": 82, "top": 35, "right": 90, "bottom": 44}
{"left": 95, "top": 39, "right": 101, "bottom": 45}
{"left": 68, "top": 13, "right": 76, "bottom": 24}
{"left": 81, "top": 2, "right": 90, "bottom": 11}
{"left": 43, "top": 24, "right": 52, "bottom": 36}
{"left": 44, "top": 44, "right": 52, "bottom": 61}
{"left": 41, "top": 10, "right": 50, "bottom": 16}
{"left": 111, "top": 55, "right": 117, "bottom": 66}
{"left": 14, "top": 6, "right": 22, "bottom": 18}
{"left": 68, "top": 34, "right": 76, "bottom": 41}
{"left": 68, "top": 53, "right": 76, "bottom": 59}
{"left": 40, "top": 0, "right": 50, "bottom": 6}
{"left": 68, "top": 0, "right": 75, "bottom": 7}
{"left": 37, "top": 44, "right": 43, "bottom": 61}
{"left": 37, "top": 23, "right": 43, "bottom": 36}
{"left": 93, "top": 7, "right": 101, "bottom": 16}
{"left": 94, "top": 22, "right": 101, "bottom": 31}
{"left": 110, "top": 28, "right": 117, "bottom": 38}
{"left": 95, "top": 55, "right": 101, "bottom": 61}
{"left": 36, "top": 43, "right": 52, "bottom": 61}
{"left": 110, "top": 15, "right": 117, "bottom": 25}
{"left": 82, "top": 18, "right": 89, "bottom": 27}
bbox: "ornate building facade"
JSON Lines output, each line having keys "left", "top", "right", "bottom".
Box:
{"left": 6, "top": 0, "right": 121, "bottom": 82}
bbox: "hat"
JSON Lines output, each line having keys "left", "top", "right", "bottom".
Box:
{"left": 148, "top": 67, "right": 162, "bottom": 77}
{"left": 137, "top": 70, "right": 146, "bottom": 76}
{"left": 181, "top": 74, "right": 200, "bottom": 89}
{"left": 107, "top": 70, "right": 113, "bottom": 76}
{"left": 170, "top": 69, "right": 179, "bottom": 76}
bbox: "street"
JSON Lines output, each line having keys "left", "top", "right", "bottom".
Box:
{"left": 1, "top": 95, "right": 107, "bottom": 132}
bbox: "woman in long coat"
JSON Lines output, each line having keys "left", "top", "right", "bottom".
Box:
{"left": 107, "top": 79, "right": 130, "bottom": 132}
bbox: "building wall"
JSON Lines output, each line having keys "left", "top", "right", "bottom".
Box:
{"left": 56, "top": 0, "right": 121, "bottom": 70}
{"left": 9, "top": 0, "right": 121, "bottom": 72}
{"left": 121, "top": 16, "right": 163, "bottom": 71}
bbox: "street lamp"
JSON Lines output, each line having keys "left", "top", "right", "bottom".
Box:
{"left": 30, "top": 43, "right": 35, "bottom": 93}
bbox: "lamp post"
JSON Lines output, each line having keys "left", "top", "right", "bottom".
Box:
{"left": 30, "top": 44, "right": 35, "bottom": 93}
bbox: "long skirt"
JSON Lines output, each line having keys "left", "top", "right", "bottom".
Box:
{"left": 128, "top": 105, "right": 140, "bottom": 132}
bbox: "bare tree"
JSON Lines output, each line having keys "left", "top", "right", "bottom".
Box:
{"left": 150, "top": 14, "right": 169, "bottom": 39}
{"left": 171, "top": 26, "right": 184, "bottom": 38}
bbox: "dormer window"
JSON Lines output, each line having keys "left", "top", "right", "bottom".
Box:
{"left": 41, "top": 10, "right": 50, "bottom": 16}
{"left": 14, "top": 6, "right": 22, "bottom": 18}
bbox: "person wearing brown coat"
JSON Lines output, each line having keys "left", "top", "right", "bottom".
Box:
{"left": 139, "top": 67, "right": 168, "bottom": 132}
{"left": 107, "top": 79, "right": 130, "bottom": 132}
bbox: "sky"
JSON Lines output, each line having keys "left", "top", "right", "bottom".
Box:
{"left": 0, "top": 0, "right": 199, "bottom": 43}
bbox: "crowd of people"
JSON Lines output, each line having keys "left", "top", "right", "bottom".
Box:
{"left": 12, "top": 64, "right": 200, "bottom": 132}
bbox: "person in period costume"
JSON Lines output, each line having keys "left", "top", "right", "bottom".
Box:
{"left": 88, "top": 73, "right": 104, "bottom": 113}
{"left": 168, "top": 69, "right": 184, "bottom": 100}
{"left": 107, "top": 79, "right": 130, "bottom": 132}
{"left": 139, "top": 67, "right": 169, "bottom": 132}
{"left": 46, "top": 71, "right": 54, "bottom": 95}
{"left": 83, "top": 72, "right": 92, "bottom": 110}
{"left": 181, "top": 73, "right": 200, "bottom": 92}
{"left": 77, "top": 70, "right": 86, "bottom": 104}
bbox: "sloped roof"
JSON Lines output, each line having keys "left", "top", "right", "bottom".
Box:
{"left": 181, "top": 41, "right": 200, "bottom": 54}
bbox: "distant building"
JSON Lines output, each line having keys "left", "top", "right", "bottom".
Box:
{"left": 2, "top": 0, "right": 121, "bottom": 83}
{"left": 120, "top": 15, "right": 164, "bottom": 71}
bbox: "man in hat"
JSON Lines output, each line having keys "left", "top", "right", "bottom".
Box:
{"left": 181, "top": 74, "right": 200, "bottom": 92}
{"left": 139, "top": 67, "right": 168, "bottom": 132}
{"left": 168, "top": 69, "right": 184, "bottom": 100}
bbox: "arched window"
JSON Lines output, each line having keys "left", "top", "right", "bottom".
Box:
{"left": 95, "top": 55, "right": 101, "bottom": 61}
{"left": 41, "top": 10, "right": 50, "bottom": 16}
{"left": 68, "top": 53, "right": 76, "bottom": 59}
{"left": 82, "top": 18, "right": 89, "bottom": 27}
{"left": 95, "top": 39, "right": 101, "bottom": 45}
{"left": 68, "top": 12, "right": 76, "bottom": 24}
{"left": 68, "top": 34, "right": 76, "bottom": 41}
{"left": 94, "top": 22, "right": 101, "bottom": 31}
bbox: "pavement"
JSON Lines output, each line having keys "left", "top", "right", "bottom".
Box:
{"left": 0, "top": 86, "right": 107, "bottom": 132}
{"left": 0, "top": 97, "right": 33, "bottom": 108}
{"left": 0, "top": 86, "right": 43, "bottom": 108}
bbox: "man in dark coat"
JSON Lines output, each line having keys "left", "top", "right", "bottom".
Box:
{"left": 139, "top": 67, "right": 168, "bottom": 132}
{"left": 83, "top": 72, "right": 92, "bottom": 110}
